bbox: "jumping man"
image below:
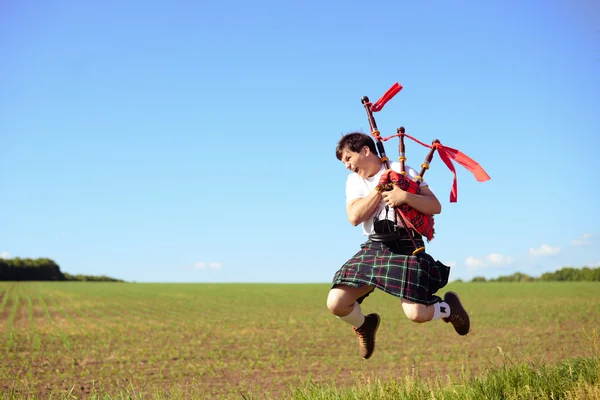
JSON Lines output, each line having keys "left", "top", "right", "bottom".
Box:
{"left": 327, "top": 132, "right": 470, "bottom": 360}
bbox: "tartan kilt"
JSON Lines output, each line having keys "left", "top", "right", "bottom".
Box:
{"left": 332, "top": 240, "right": 451, "bottom": 305}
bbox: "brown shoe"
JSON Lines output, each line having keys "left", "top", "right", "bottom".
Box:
{"left": 353, "top": 313, "right": 380, "bottom": 359}
{"left": 442, "top": 292, "right": 470, "bottom": 335}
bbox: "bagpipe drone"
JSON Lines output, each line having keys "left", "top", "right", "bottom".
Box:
{"left": 360, "top": 82, "right": 491, "bottom": 254}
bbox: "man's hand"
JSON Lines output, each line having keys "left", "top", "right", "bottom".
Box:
{"left": 380, "top": 182, "right": 442, "bottom": 215}
{"left": 381, "top": 185, "right": 409, "bottom": 208}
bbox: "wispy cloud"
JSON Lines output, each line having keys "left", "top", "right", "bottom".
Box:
{"left": 466, "top": 253, "right": 513, "bottom": 269}
{"left": 446, "top": 261, "right": 457, "bottom": 268}
{"left": 465, "top": 257, "right": 485, "bottom": 268}
{"left": 193, "top": 261, "right": 223, "bottom": 269}
{"left": 572, "top": 233, "right": 592, "bottom": 246}
{"left": 0, "top": 251, "right": 10, "bottom": 259}
{"left": 529, "top": 244, "right": 560, "bottom": 256}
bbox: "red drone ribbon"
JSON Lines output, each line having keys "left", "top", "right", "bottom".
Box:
{"left": 435, "top": 142, "right": 490, "bottom": 202}
{"left": 371, "top": 82, "right": 403, "bottom": 112}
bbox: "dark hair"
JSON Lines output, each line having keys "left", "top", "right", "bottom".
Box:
{"left": 335, "top": 132, "right": 378, "bottom": 160}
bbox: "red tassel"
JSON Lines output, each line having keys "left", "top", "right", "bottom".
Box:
{"left": 435, "top": 144, "right": 491, "bottom": 202}
{"left": 371, "top": 82, "right": 403, "bottom": 112}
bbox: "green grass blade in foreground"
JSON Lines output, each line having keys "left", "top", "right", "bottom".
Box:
{"left": 286, "top": 355, "right": 600, "bottom": 400}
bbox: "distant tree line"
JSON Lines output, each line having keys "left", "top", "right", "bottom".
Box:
{"left": 468, "top": 266, "right": 600, "bottom": 283}
{"left": 0, "top": 257, "right": 124, "bottom": 282}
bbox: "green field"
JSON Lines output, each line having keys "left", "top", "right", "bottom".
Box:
{"left": 0, "top": 281, "right": 599, "bottom": 399}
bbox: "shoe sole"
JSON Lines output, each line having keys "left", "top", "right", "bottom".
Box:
{"left": 363, "top": 314, "right": 381, "bottom": 360}
{"left": 446, "top": 291, "right": 470, "bottom": 336}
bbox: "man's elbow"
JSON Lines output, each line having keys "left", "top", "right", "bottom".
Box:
{"left": 425, "top": 197, "right": 442, "bottom": 215}
{"left": 348, "top": 213, "right": 361, "bottom": 226}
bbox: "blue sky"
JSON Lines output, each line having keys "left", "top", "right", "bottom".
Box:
{"left": 1, "top": 0, "right": 598, "bottom": 283}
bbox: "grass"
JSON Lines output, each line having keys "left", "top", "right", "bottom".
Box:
{"left": 2, "top": 353, "right": 599, "bottom": 399}
{"left": 287, "top": 355, "right": 600, "bottom": 399}
{"left": 0, "top": 281, "right": 599, "bottom": 399}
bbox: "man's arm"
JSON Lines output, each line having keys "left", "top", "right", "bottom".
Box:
{"left": 381, "top": 185, "right": 442, "bottom": 215}
{"left": 346, "top": 189, "right": 382, "bottom": 226}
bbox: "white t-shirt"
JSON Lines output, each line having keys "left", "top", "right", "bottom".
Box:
{"left": 345, "top": 161, "right": 428, "bottom": 236}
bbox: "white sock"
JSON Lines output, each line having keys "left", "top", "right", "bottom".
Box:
{"left": 432, "top": 301, "right": 451, "bottom": 320}
{"left": 338, "top": 302, "right": 366, "bottom": 328}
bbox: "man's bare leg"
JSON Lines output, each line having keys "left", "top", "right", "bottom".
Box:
{"left": 401, "top": 293, "right": 470, "bottom": 335}
{"left": 327, "top": 284, "right": 380, "bottom": 359}
{"left": 401, "top": 299, "right": 436, "bottom": 323}
{"left": 327, "top": 284, "right": 375, "bottom": 318}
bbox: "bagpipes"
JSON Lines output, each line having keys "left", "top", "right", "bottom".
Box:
{"left": 361, "top": 82, "right": 491, "bottom": 254}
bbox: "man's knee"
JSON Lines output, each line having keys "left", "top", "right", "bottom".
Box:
{"left": 402, "top": 303, "right": 431, "bottom": 323}
{"left": 326, "top": 289, "right": 346, "bottom": 316}
{"left": 326, "top": 286, "right": 371, "bottom": 317}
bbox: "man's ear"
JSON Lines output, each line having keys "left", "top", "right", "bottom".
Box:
{"left": 363, "top": 146, "right": 371, "bottom": 156}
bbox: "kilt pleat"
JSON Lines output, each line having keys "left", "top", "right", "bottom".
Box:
{"left": 332, "top": 240, "right": 451, "bottom": 305}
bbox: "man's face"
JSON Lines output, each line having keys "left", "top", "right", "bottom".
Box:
{"left": 340, "top": 146, "right": 369, "bottom": 178}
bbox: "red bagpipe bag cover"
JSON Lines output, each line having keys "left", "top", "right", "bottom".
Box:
{"left": 378, "top": 170, "right": 435, "bottom": 242}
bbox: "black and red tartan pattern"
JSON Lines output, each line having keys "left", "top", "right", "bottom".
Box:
{"left": 332, "top": 240, "right": 451, "bottom": 305}
{"left": 379, "top": 170, "right": 435, "bottom": 241}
